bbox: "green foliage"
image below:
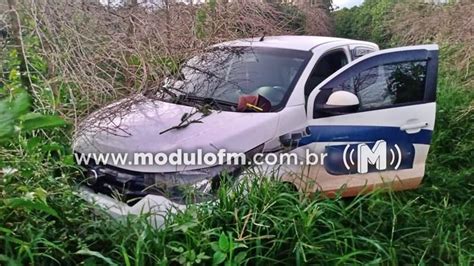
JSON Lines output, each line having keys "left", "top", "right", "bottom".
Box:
{"left": 211, "top": 232, "right": 247, "bottom": 265}
{"left": 427, "top": 49, "right": 474, "bottom": 175}
{"left": 19, "top": 113, "right": 66, "bottom": 132}
{"left": 331, "top": 2, "right": 474, "bottom": 262}
{"left": 0, "top": 2, "right": 472, "bottom": 265}
{"left": 0, "top": 16, "right": 77, "bottom": 264}
{"left": 4, "top": 173, "right": 471, "bottom": 264}
{"left": 0, "top": 92, "right": 30, "bottom": 140}
{"left": 0, "top": 55, "right": 66, "bottom": 141}
{"left": 333, "top": 0, "right": 398, "bottom": 47}
{"left": 6, "top": 194, "right": 60, "bottom": 219}
{"left": 195, "top": 7, "right": 208, "bottom": 40}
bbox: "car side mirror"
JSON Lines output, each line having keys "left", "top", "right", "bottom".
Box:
{"left": 314, "top": 90, "right": 359, "bottom": 115}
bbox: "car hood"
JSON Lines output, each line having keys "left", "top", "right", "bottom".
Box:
{"left": 73, "top": 96, "right": 279, "bottom": 172}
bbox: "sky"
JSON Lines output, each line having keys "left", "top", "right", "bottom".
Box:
{"left": 332, "top": 0, "right": 364, "bottom": 9}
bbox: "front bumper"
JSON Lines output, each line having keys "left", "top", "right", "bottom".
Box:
{"left": 79, "top": 186, "right": 186, "bottom": 227}
{"left": 76, "top": 162, "right": 243, "bottom": 226}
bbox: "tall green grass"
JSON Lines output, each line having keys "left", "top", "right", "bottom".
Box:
{"left": 1, "top": 67, "right": 473, "bottom": 264}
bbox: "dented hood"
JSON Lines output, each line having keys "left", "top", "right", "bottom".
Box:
{"left": 73, "top": 96, "right": 279, "bottom": 172}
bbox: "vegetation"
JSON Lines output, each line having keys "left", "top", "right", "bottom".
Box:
{"left": 1, "top": 0, "right": 473, "bottom": 265}
{"left": 334, "top": 0, "right": 396, "bottom": 47}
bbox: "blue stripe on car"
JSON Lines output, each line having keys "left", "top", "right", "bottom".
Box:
{"left": 293, "top": 125, "right": 432, "bottom": 175}
{"left": 298, "top": 125, "right": 432, "bottom": 146}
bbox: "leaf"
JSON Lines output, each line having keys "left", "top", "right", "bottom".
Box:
{"left": 11, "top": 92, "right": 31, "bottom": 116}
{"left": 0, "top": 92, "right": 31, "bottom": 139}
{"left": 120, "top": 245, "right": 131, "bottom": 266}
{"left": 0, "top": 227, "right": 13, "bottom": 234}
{"left": 212, "top": 251, "right": 226, "bottom": 265}
{"left": 210, "top": 242, "right": 220, "bottom": 252}
{"left": 218, "top": 233, "right": 229, "bottom": 252}
{"left": 0, "top": 254, "right": 21, "bottom": 266}
{"left": 174, "top": 221, "right": 198, "bottom": 233}
{"left": 196, "top": 252, "right": 211, "bottom": 263}
{"left": 0, "top": 99, "right": 16, "bottom": 140}
{"left": 24, "top": 137, "right": 42, "bottom": 152}
{"left": 6, "top": 198, "right": 59, "bottom": 218}
{"left": 167, "top": 245, "right": 184, "bottom": 253}
{"left": 233, "top": 252, "right": 247, "bottom": 263}
{"left": 76, "top": 249, "right": 118, "bottom": 266}
{"left": 41, "top": 143, "right": 63, "bottom": 153}
{"left": 19, "top": 113, "right": 66, "bottom": 131}
{"left": 34, "top": 188, "right": 48, "bottom": 203}
{"left": 177, "top": 254, "right": 186, "bottom": 265}
{"left": 234, "top": 243, "right": 248, "bottom": 249}
{"left": 0, "top": 123, "right": 14, "bottom": 140}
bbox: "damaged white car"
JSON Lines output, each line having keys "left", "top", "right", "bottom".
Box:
{"left": 73, "top": 36, "right": 438, "bottom": 225}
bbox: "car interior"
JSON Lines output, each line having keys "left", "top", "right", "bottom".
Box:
{"left": 304, "top": 50, "right": 349, "bottom": 101}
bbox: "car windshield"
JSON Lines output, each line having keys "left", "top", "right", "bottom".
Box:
{"left": 175, "top": 47, "right": 310, "bottom": 110}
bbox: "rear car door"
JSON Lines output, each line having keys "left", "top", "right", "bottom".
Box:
{"left": 302, "top": 45, "right": 438, "bottom": 196}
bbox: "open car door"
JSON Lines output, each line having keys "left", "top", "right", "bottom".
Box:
{"left": 301, "top": 45, "right": 438, "bottom": 196}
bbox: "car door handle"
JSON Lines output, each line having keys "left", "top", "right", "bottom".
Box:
{"left": 400, "top": 122, "right": 428, "bottom": 132}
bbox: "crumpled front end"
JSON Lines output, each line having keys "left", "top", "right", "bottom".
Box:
{"left": 77, "top": 159, "right": 244, "bottom": 227}
{"left": 80, "top": 162, "right": 241, "bottom": 206}
{"left": 73, "top": 97, "right": 278, "bottom": 224}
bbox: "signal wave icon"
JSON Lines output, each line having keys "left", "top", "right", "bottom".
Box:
{"left": 342, "top": 140, "right": 402, "bottom": 174}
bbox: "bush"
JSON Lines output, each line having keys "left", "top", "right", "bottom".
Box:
{"left": 333, "top": 0, "right": 396, "bottom": 47}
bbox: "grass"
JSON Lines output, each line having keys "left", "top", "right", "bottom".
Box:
{"left": 1, "top": 35, "right": 473, "bottom": 266}
{"left": 1, "top": 69, "right": 473, "bottom": 265}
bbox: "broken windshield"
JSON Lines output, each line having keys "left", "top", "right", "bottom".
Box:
{"left": 175, "top": 47, "right": 311, "bottom": 111}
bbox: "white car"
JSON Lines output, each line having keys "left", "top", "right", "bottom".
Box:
{"left": 73, "top": 36, "right": 438, "bottom": 225}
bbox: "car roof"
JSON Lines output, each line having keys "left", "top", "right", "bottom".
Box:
{"left": 213, "top": 35, "right": 377, "bottom": 51}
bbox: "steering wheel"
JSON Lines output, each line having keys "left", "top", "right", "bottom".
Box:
{"left": 271, "top": 85, "right": 286, "bottom": 95}
{"left": 254, "top": 85, "right": 286, "bottom": 105}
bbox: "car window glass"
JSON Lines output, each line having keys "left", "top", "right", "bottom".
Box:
{"left": 335, "top": 60, "right": 427, "bottom": 110}
{"left": 304, "top": 50, "right": 348, "bottom": 99}
{"left": 180, "top": 47, "right": 310, "bottom": 107}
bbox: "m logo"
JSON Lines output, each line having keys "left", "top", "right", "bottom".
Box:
{"left": 323, "top": 140, "right": 413, "bottom": 175}
{"left": 356, "top": 140, "right": 388, "bottom": 174}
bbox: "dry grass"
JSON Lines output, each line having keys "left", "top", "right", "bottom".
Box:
{"left": 389, "top": 1, "right": 474, "bottom": 114}
{"left": 4, "top": 0, "right": 331, "bottom": 126}
{"left": 390, "top": 2, "right": 473, "bottom": 80}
